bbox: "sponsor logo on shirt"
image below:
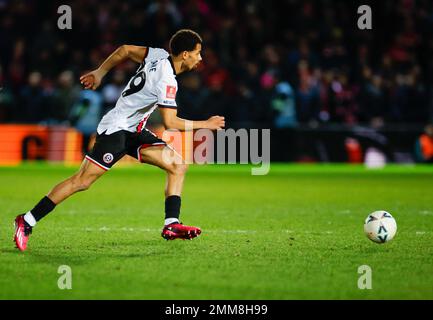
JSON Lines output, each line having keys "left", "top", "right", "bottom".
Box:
{"left": 166, "top": 85, "right": 177, "bottom": 99}
{"left": 162, "top": 100, "right": 176, "bottom": 105}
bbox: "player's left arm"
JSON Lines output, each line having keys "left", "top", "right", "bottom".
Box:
{"left": 159, "top": 107, "right": 225, "bottom": 131}
{"left": 80, "top": 45, "right": 148, "bottom": 90}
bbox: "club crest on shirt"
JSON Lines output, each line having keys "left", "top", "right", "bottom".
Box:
{"left": 103, "top": 153, "right": 114, "bottom": 164}
{"left": 166, "top": 86, "right": 177, "bottom": 99}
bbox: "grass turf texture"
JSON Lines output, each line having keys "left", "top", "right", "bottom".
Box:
{"left": 0, "top": 163, "right": 432, "bottom": 299}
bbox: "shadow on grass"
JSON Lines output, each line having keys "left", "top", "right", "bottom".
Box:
{"left": 20, "top": 239, "right": 175, "bottom": 266}
{"left": 1, "top": 248, "right": 22, "bottom": 254}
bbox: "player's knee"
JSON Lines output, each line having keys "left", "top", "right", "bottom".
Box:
{"left": 71, "top": 175, "right": 93, "bottom": 192}
{"left": 168, "top": 163, "right": 188, "bottom": 176}
{"left": 80, "top": 179, "right": 93, "bottom": 191}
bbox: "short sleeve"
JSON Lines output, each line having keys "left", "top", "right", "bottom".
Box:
{"left": 156, "top": 78, "right": 178, "bottom": 109}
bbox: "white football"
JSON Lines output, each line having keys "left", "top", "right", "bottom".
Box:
{"left": 364, "top": 211, "right": 397, "bottom": 243}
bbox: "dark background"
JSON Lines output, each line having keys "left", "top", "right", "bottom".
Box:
{"left": 0, "top": 0, "right": 432, "bottom": 162}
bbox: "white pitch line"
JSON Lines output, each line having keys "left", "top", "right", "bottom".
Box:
{"left": 419, "top": 211, "right": 432, "bottom": 215}
{"left": 338, "top": 210, "right": 352, "bottom": 214}
{"left": 71, "top": 227, "right": 333, "bottom": 235}
{"left": 1, "top": 226, "right": 427, "bottom": 236}
{"left": 70, "top": 227, "right": 431, "bottom": 236}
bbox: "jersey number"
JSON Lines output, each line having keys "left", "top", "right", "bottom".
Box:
{"left": 122, "top": 67, "right": 146, "bottom": 97}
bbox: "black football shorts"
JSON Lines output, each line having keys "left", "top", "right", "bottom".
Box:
{"left": 85, "top": 129, "right": 167, "bottom": 170}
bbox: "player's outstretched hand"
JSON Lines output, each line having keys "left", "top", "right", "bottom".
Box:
{"left": 79, "top": 69, "right": 104, "bottom": 90}
{"left": 206, "top": 116, "right": 225, "bottom": 130}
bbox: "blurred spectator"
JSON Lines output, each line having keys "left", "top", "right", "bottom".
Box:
{"left": 200, "top": 48, "right": 233, "bottom": 96}
{"left": 296, "top": 60, "right": 320, "bottom": 123}
{"left": 199, "top": 71, "right": 229, "bottom": 120}
{"left": 19, "top": 71, "right": 47, "bottom": 123}
{"left": 177, "top": 73, "right": 209, "bottom": 120}
{"left": 271, "top": 82, "right": 297, "bottom": 128}
{"left": 328, "top": 72, "right": 360, "bottom": 124}
{"left": 359, "top": 74, "right": 387, "bottom": 124}
{"left": 415, "top": 124, "right": 433, "bottom": 163}
{"left": 229, "top": 82, "right": 258, "bottom": 126}
{"left": 146, "top": 0, "right": 182, "bottom": 46}
{"left": 69, "top": 90, "right": 102, "bottom": 152}
{"left": 0, "top": 65, "right": 15, "bottom": 122}
{"left": 47, "top": 71, "right": 80, "bottom": 124}
{"left": 8, "top": 39, "right": 27, "bottom": 90}
{"left": 101, "top": 69, "right": 125, "bottom": 114}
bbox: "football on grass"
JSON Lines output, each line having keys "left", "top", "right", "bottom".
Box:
{"left": 364, "top": 211, "right": 397, "bottom": 244}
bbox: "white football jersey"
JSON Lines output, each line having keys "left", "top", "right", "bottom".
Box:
{"left": 97, "top": 47, "right": 177, "bottom": 135}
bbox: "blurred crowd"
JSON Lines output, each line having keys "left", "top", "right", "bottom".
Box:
{"left": 1, "top": 0, "right": 433, "bottom": 131}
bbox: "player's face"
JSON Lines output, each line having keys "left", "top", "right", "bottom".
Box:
{"left": 185, "top": 43, "right": 202, "bottom": 70}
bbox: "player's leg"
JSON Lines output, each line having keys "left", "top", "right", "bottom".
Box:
{"left": 139, "top": 144, "right": 188, "bottom": 195}
{"left": 14, "top": 159, "right": 106, "bottom": 251}
{"left": 48, "top": 158, "right": 106, "bottom": 204}
{"left": 25, "top": 157, "right": 107, "bottom": 224}
{"left": 138, "top": 145, "right": 201, "bottom": 240}
{"left": 39, "top": 130, "right": 127, "bottom": 211}
{"left": 14, "top": 130, "right": 127, "bottom": 251}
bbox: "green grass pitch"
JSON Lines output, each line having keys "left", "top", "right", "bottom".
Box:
{"left": 0, "top": 163, "right": 432, "bottom": 299}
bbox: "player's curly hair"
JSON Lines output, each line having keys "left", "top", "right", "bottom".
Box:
{"left": 169, "top": 29, "right": 202, "bottom": 56}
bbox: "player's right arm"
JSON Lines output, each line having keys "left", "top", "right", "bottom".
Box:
{"left": 80, "top": 45, "right": 148, "bottom": 90}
